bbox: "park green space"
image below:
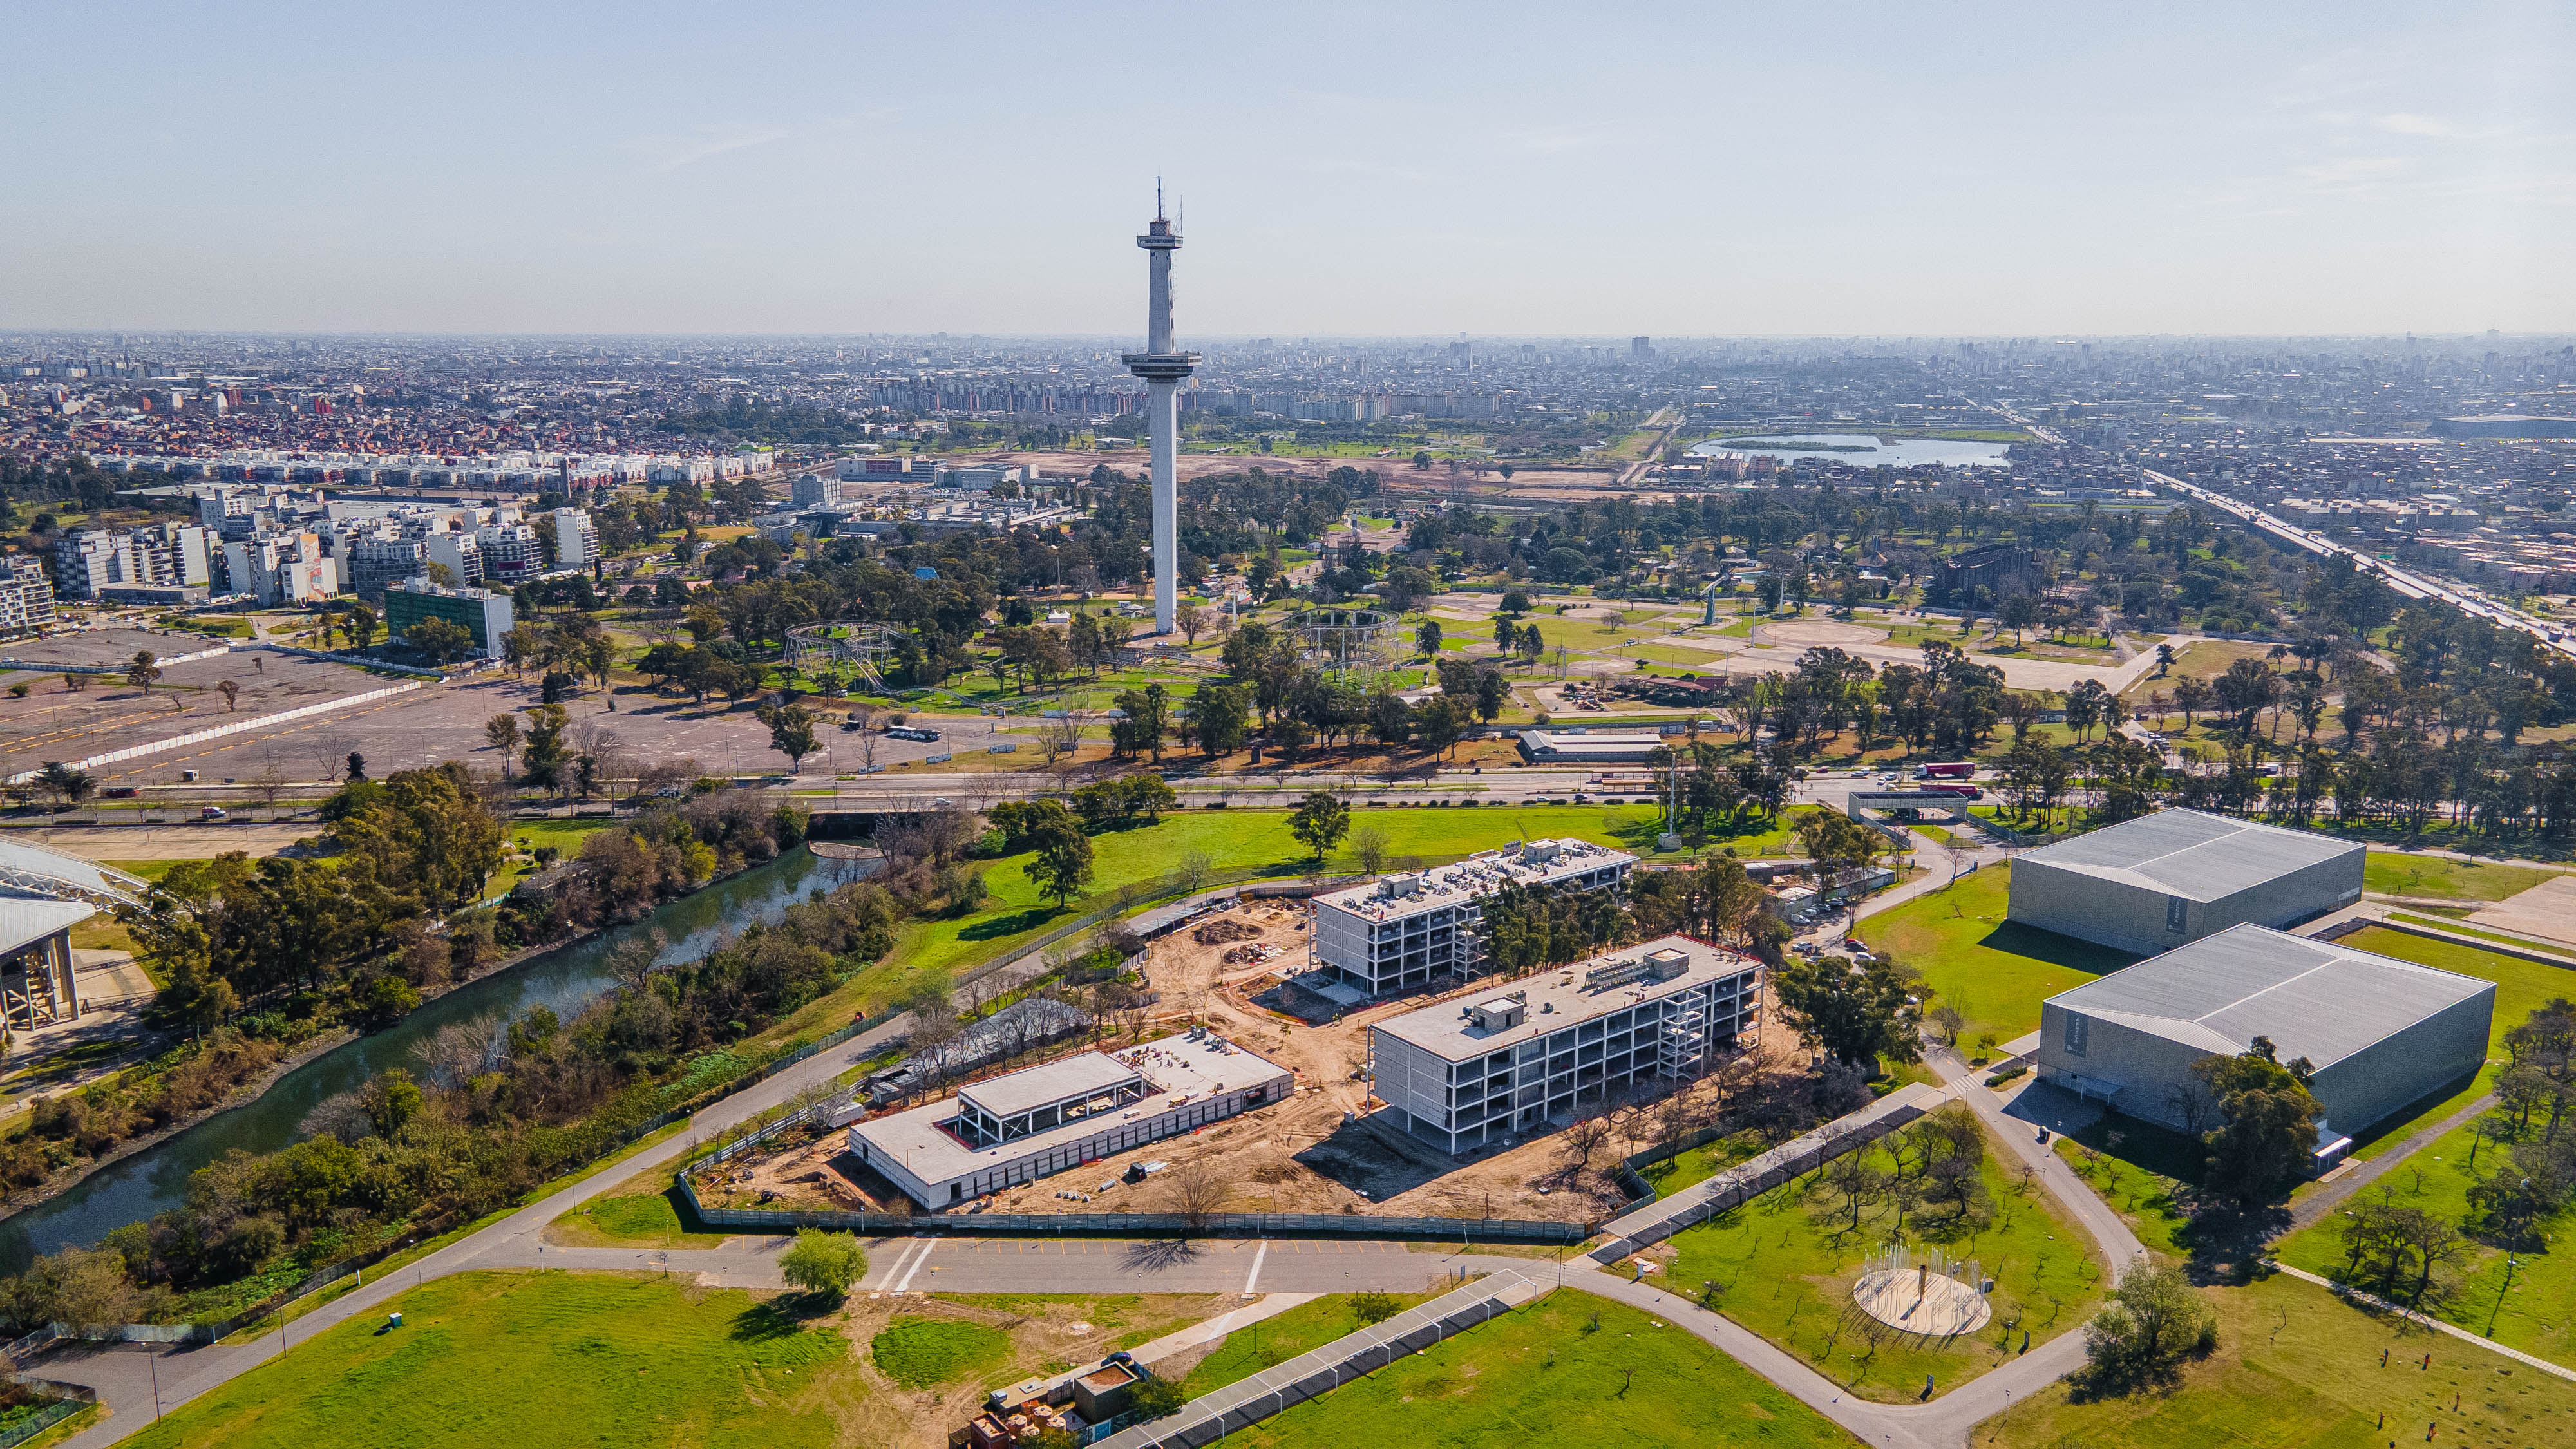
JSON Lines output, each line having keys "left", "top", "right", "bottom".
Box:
{"left": 1180, "top": 1292, "right": 1434, "bottom": 1396}
{"left": 1633, "top": 1128, "right": 1767, "bottom": 1199}
{"left": 2364, "top": 851, "right": 2562, "bottom": 902}
{"left": 119, "top": 1272, "right": 860, "bottom": 1449}
{"left": 875, "top": 804, "right": 1680, "bottom": 1001}
{"left": 1857, "top": 864, "right": 2140, "bottom": 1046}
{"left": 1212, "top": 1291, "right": 1859, "bottom": 1448}
{"left": 2274, "top": 1108, "right": 2576, "bottom": 1367}
{"left": 1663, "top": 1119, "right": 2107, "bottom": 1402}
{"left": 1984, "top": 1271, "right": 2576, "bottom": 1449}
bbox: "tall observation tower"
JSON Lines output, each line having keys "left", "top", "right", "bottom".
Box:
{"left": 1122, "top": 186, "right": 1197, "bottom": 636}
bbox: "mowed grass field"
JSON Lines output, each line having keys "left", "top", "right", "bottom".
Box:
{"left": 1180, "top": 1293, "right": 1434, "bottom": 1397}
{"left": 1212, "top": 1292, "right": 1859, "bottom": 1448}
{"left": 122, "top": 1273, "right": 859, "bottom": 1449}
{"left": 1662, "top": 1118, "right": 2107, "bottom": 1403}
{"left": 2363, "top": 851, "right": 2564, "bottom": 902}
{"left": 1984, "top": 1273, "right": 2576, "bottom": 1449}
{"left": 1856, "top": 864, "right": 2141, "bottom": 1046}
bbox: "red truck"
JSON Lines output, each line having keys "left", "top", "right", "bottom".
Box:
{"left": 1916, "top": 762, "right": 1976, "bottom": 780}
{"left": 1913, "top": 783, "right": 1983, "bottom": 801}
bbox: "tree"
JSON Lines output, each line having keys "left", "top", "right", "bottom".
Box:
{"left": 1820, "top": 1150, "right": 1888, "bottom": 1232}
{"left": 1111, "top": 683, "right": 1171, "bottom": 761}
{"left": 760, "top": 702, "right": 821, "bottom": 773}
{"left": 1164, "top": 1160, "right": 1230, "bottom": 1233}
{"left": 407, "top": 616, "right": 475, "bottom": 664}
{"left": 1770, "top": 953, "right": 1922, "bottom": 1071}
{"left": 1182, "top": 681, "right": 1249, "bottom": 759}
{"left": 1130, "top": 1376, "right": 1188, "bottom": 1420}
{"left": 778, "top": 1229, "right": 867, "bottom": 1301}
{"left": 2192, "top": 1041, "right": 2324, "bottom": 1206}
{"left": 1174, "top": 601, "right": 1207, "bottom": 643}
{"left": 359, "top": 1068, "right": 424, "bottom": 1137}
{"left": 216, "top": 678, "right": 240, "bottom": 712}
{"left": 484, "top": 712, "right": 521, "bottom": 771}
{"left": 1413, "top": 696, "right": 1465, "bottom": 760}
{"left": 124, "top": 650, "right": 161, "bottom": 694}
{"left": 345, "top": 751, "right": 368, "bottom": 782}
{"left": 1416, "top": 618, "right": 1443, "bottom": 656}
{"left": 1351, "top": 824, "right": 1391, "bottom": 878}
{"left": 1289, "top": 791, "right": 1350, "bottom": 864}
{"left": 1350, "top": 1291, "right": 1402, "bottom": 1327}
{"left": 346, "top": 602, "right": 379, "bottom": 649}
{"left": 2081, "top": 1262, "right": 2216, "bottom": 1389}
{"left": 1024, "top": 817, "right": 1096, "bottom": 907}
{"left": 34, "top": 761, "right": 95, "bottom": 819}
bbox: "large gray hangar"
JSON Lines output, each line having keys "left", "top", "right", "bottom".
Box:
{"left": 2007, "top": 808, "right": 2363, "bottom": 955}
{"left": 2036, "top": 924, "right": 2492, "bottom": 1160}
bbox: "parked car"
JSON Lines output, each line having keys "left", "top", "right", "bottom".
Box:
{"left": 200, "top": 805, "right": 229, "bottom": 821}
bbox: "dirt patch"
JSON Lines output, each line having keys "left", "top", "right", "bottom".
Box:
{"left": 1192, "top": 919, "right": 1264, "bottom": 946}
{"left": 1750, "top": 620, "right": 1888, "bottom": 648}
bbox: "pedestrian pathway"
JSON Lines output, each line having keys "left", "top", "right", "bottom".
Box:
{"left": 2266, "top": 1262, "right": 2576, "bottom": 1384}
{"left": 2283, "top": 1092, "right": 2496, "bottom": 1233}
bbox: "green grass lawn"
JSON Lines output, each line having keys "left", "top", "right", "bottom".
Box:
{"left": 2365, "top": 851, "right": 2563, "bottom": 902}
{"left": 1181, "top": 1292, "right": 1434, "bottom": 1396}
{"left": 1857, "top": 864, "right": 2142, "bottom": 1046}
{"left": 1633, "top": 1129, "right": 1768, "bottom": 1199}
{"left": 1211, "top": 1291, "right": 1859, "bottom": 1448}
{"left": 2273, "top": 1107, "right": 2576, "bottom": 1368}
{"left": 1663, "top": 1117, "right": 2108, "bottom": 1403}
{"left": 2052, "top": 1133, "right": 2196, "bottom": 1258}
{"left": 876, "top": 804, "right": 1672, "bottom": 1001}
{"left": 120, "top": 1273, "right": 858, "bottom": 1449}
{"left": 548, "top": 1184, "right": 734, "bottom": 1249}
{"left": 1987, "top": 1271, "right": 2576, "bottom": 1449}
{"left": 2387, "top": 911, "right": 2576, "bottom": 958}
{"left": 869, "top": 1315, "right": 1013, "bottom": 1388}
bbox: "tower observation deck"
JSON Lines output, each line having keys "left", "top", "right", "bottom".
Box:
{"left": 1122, "top": 187, "right": 1197, "bottom": 636}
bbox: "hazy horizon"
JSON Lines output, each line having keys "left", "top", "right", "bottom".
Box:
{"left": 8, "top": 1, "right": 2570, "bottom": 337}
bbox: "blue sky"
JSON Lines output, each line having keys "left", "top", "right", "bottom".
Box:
{"left": 4, "top": 1, "right": 2569, "bottom": 336}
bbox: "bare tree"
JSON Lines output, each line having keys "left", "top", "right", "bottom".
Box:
{"left": 1177, "top": 848, "right": 1215, "bottom": 898}
{"left": 416, "top": 1015, "right": 504, "bottom": 1092}
{"left": 254, "top": 764, "right": 289, "bottom": 820}
{"left": 1351, "top": 824, "right": 1391, "bottom": 878}
{"left": 1554, "top": 1116, "right": 1614, "bottom": 1189}
{"left": 1164, "top": 1160, "right": 1231, "bottom": 1233}
{"left": 605, "top": 929, "right": 668, "bottom": 992}
{"left": 1037, "top": 711, "right": 1085, "bottom": 766}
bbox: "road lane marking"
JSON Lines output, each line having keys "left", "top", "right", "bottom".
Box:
{"left": 1244, "top": 1240, "right": 1268, "bottom": 1293}
{"left": 893, "top": 1236, "right": 939, "bottom": 1291}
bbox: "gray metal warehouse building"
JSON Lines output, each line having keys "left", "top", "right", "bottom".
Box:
{"left": 2036, "top": 924, "right": 2492, "bottom": 1162}
{"left": 2007, "top": 808, "right": 2364, "bottom": 955}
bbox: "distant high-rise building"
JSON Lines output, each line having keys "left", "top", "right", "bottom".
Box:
{"left": 1632, "top": 336, "right": 1652, "bottom": 358}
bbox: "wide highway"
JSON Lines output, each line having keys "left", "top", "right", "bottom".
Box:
{"left": 2141, "top": 469, "right": 2576, "bottom": 661}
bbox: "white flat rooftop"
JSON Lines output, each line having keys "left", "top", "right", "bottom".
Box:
{"left": 1372, "top": 935, "right": 1754, "bottom": 1063}
{"left": 1315, "top": 838, "right": 1634, "bottom": 923}
{"left": 853, "top": 1033, "right": 1294, "bottom": 1187}
{"left": 960, "top": 1051, "right": 1140, "bottom": 1120}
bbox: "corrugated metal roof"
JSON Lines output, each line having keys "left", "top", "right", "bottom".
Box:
{"left": 2047, "top": 924, "right": 2491, "bottom": 1070}
{"left": 2018, "top": 808, "right": 2358, "bottom": 902}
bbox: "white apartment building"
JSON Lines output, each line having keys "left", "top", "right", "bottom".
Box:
{"left": 424, "top": 530, "right": 482, "bottom": 587}
{"left": 548, "top": 508, "right": 600, "bottom": 569}
{"left": 1368, "top": 936, "right": 1761, "bottom": 1155}
{"left": 0, "top": 560, "right": 57, "bottom": 638}
{"left": 791, "top": 473, "right": 844, "bottom": 507}
{"left": 1313, "top": 838, "right": 1636, "bottom": 997}
{"left": 475, "top": 522, "right": 542, "bottom": 582}
{"left": 51, "top": 523, "right": 213, "bottom": 599}
{"left": 223, "top": 534, "right": 341, "bottom": 606}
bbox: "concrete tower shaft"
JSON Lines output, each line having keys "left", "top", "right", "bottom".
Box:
{"left": 1121, "top": 188, "right": 1198, "bottom": 637}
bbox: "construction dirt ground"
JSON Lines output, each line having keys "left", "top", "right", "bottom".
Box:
{"left": 717, "top": 900, "right": 1803, "bottom": 1226}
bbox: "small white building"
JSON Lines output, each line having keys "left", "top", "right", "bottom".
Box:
{"left": 849, "top": 1034, "right": 1294, "bottom": 1211}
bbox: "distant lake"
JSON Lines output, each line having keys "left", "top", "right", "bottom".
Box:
{"left": 1692, "top": 434, "right": 2013, "bottom": 469}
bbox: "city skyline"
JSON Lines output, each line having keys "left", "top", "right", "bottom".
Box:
{"left": 5, "top": 2, "right": 2570, "bottom": 337}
